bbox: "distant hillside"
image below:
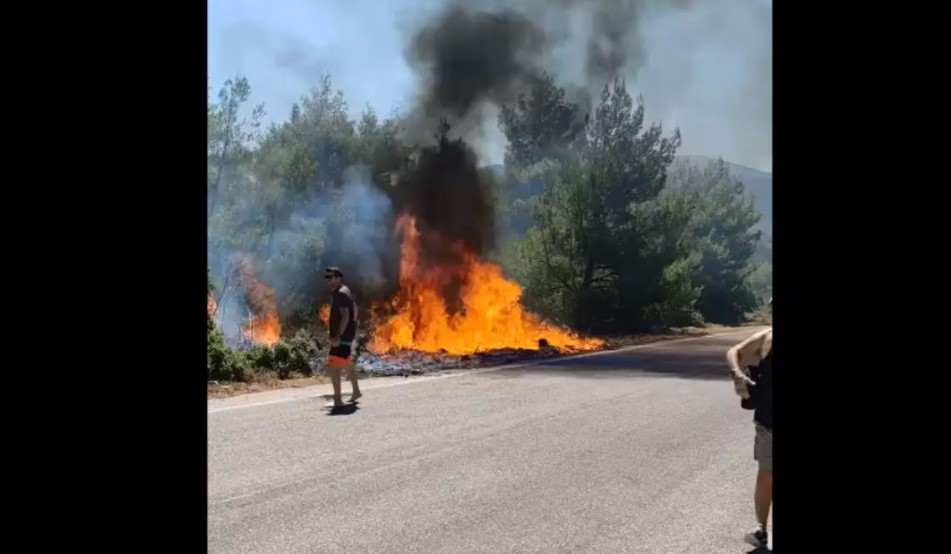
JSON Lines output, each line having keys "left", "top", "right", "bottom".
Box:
{"left": 673, "top": 155, "right": 772, "bottom": 234}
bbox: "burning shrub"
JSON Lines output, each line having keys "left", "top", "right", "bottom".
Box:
{"left": 236, "top": 254, "right": 282, "bottom": 347}
{"left": 368, "top": 214, "right": 604, "bottom": 354}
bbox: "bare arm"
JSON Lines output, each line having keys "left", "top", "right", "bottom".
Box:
{"left": 726, "top": 328, "right": 771, "bottom": 397}
{"left": 726, "top": 329, "right": 770, "bottom": 375}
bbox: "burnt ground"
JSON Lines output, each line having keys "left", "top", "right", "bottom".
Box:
{"left": 349, "top": 326, "right": 737, "bottom": 376}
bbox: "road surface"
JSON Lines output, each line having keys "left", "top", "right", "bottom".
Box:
{"left": 208, "top": 329, "right": 771, "bottom": 553}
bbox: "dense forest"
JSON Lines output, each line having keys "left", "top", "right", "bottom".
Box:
{"left": 207, "top": 73, "right": 771, "bottom": 381}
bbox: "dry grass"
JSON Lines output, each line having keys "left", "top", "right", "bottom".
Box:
{"left": 701, "top": 324, "right": 751, "bottom": 334}
{"left": 744, "top": 307, "right": 772, "bottom": 326}
{"left": 208, "top": 371, "right": 377, "bottom": 399}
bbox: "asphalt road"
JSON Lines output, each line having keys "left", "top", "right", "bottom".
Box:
{"left": 208, "top": 329, "right": 771, "bottom": 553}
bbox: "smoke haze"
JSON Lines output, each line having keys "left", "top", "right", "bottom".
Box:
{"left": 210, "top": 0, "right": 771, "bottom": 170}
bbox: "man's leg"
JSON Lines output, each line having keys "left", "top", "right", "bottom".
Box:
{"left": 345, "top": 361, "right": 362, "bottom": 401}
{"left": 327, "top": 353, "right": 346, "bottom": 406}
{"left": 745, "top": 424, "right": 772, "bottom": 547}
{"left": 755, "top": 467, "right": 773, "bottom": 527}
{"left": 339, "top": 343, "right": 361, "bottom": 401}
{"left": 335, "top": 344, "right": 361, "bottom": 401}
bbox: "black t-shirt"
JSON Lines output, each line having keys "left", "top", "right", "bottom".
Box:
{"left": 752, "top": 347, "right": 773, "bottom": 430}
{"left": 329, "top": 285, "right": 357, "bottom": 342}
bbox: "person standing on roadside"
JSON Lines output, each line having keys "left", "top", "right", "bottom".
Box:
{"left": 324, "top": 266, "right": 361, "bottom": 407}
{"left": 727, "top": 298, "right": 772, "bottom": 548}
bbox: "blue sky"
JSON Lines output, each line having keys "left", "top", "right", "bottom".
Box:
{"left": 208, "top": 0, "right": 772, "bottom": 172}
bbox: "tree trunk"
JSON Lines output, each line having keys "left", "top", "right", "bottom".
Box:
{"left": 581, "top": 253, "right": 595, "bottom": 291}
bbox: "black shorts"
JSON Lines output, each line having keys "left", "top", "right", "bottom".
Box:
{"left": 328, "top": 344, "right": 352, "bottom": 360}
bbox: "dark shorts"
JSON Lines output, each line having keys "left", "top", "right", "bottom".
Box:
{"left": 328, "top": 343, "right": 352, "bottom": 361}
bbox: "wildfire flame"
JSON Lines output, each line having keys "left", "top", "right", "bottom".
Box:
{"left": 237, "top": 254, "right": 281, "bottom": 347}
{"left": 244, "top": 312, "right": 281, "bottom": 347}
{"left": 369, "top": 215, "right": 604, "bottom": 355}
{"left": 208, "top": 295, "right": 218, "bottom": 318}
{"left": 319, "top": 304, "right": 330, "bottom": 326}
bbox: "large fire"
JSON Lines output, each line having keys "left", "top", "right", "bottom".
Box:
{"left": 208, "top": 294, "right": 218, "bottom": 318}
{"left": 369, "top": 215, "right": 603, "bottom": 355}
{"left": 237, "top": 254, "right": 281, "bottom": 347}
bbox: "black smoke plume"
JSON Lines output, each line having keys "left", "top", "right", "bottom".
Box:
{"left": 396, "top": 3, "right": 552, "bottom": 268}
{"left": 407, "top": 4, "right": 547, "bottom": 133}
{"left": 395, "top": 121, "right": 496, "bottom": 263}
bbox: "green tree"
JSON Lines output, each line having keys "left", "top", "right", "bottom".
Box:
{"left": 207, "top": 77, "right": 265, "bottom": 216}
{"left": 498, "top": 72, "right": 584, "bottom": 171}
{"left": 510, "top": 79, "right": 688, "bottom": 332}
{"left": 668, "top": 159, "right": 762, "bottom": 324}
{"left": 496, "top": 73, "right": 586, "bottom": 239}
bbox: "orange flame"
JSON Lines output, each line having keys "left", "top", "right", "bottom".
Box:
{"left": 244, "top": 312, "right": 281, "bottom": 347}
{"left": 208, "top": 295, "right": 218, "bottom": 318}
{"left": 236, "top": 254, "right": 281, "bottom": 347}
{"left": 319, "top": 304, "right": 330, "bottom": 326}
{"left": 369, "top": 214, "right": 603, "bottom": 355}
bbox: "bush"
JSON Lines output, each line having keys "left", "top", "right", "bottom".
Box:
{"left": 286, "top": 329, "right": 319, "bottom": 375}
{"left": 244, "top": 346, "right": 274, "bottom": 372}
{"left": 273, "top": 341, "right": 291, "bottom": 364}
{"left": 208, "top": 309, "right": 321, "bottom": 382}
{"left": 208, "top": 323, "right": 249, "bottom": 382}
{"left": 237, "top": 331, "right": 320, "bottom": 379}
{"left": 272, "top": 342, "right": 292, "bottom": 379}
{"left": 207, "top": 303, "right": 254, "bottom": 382}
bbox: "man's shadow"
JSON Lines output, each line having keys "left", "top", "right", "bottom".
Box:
{"left": 324, "top": 403, "right": 360, "bottom": 416}
{"left": 747, "top": 547, "right": 771, "bottom": 553}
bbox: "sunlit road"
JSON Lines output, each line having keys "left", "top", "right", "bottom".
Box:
{"left": 208, "top": 329, "right": 770, "bottom": 553}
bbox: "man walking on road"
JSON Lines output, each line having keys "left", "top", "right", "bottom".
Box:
{"left": 727, "top": 299, "right": 773, "bottom": 548}
{"left": 324, "top": 266, "right": 361, "bottom": 407}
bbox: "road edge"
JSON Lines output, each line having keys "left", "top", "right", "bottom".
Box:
{"left": 208, "top": 327, "right": 764, "bottom": 414}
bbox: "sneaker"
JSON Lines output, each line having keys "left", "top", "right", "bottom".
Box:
{"left": 744, "top": 527, "right": 768, "bottom": 548}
